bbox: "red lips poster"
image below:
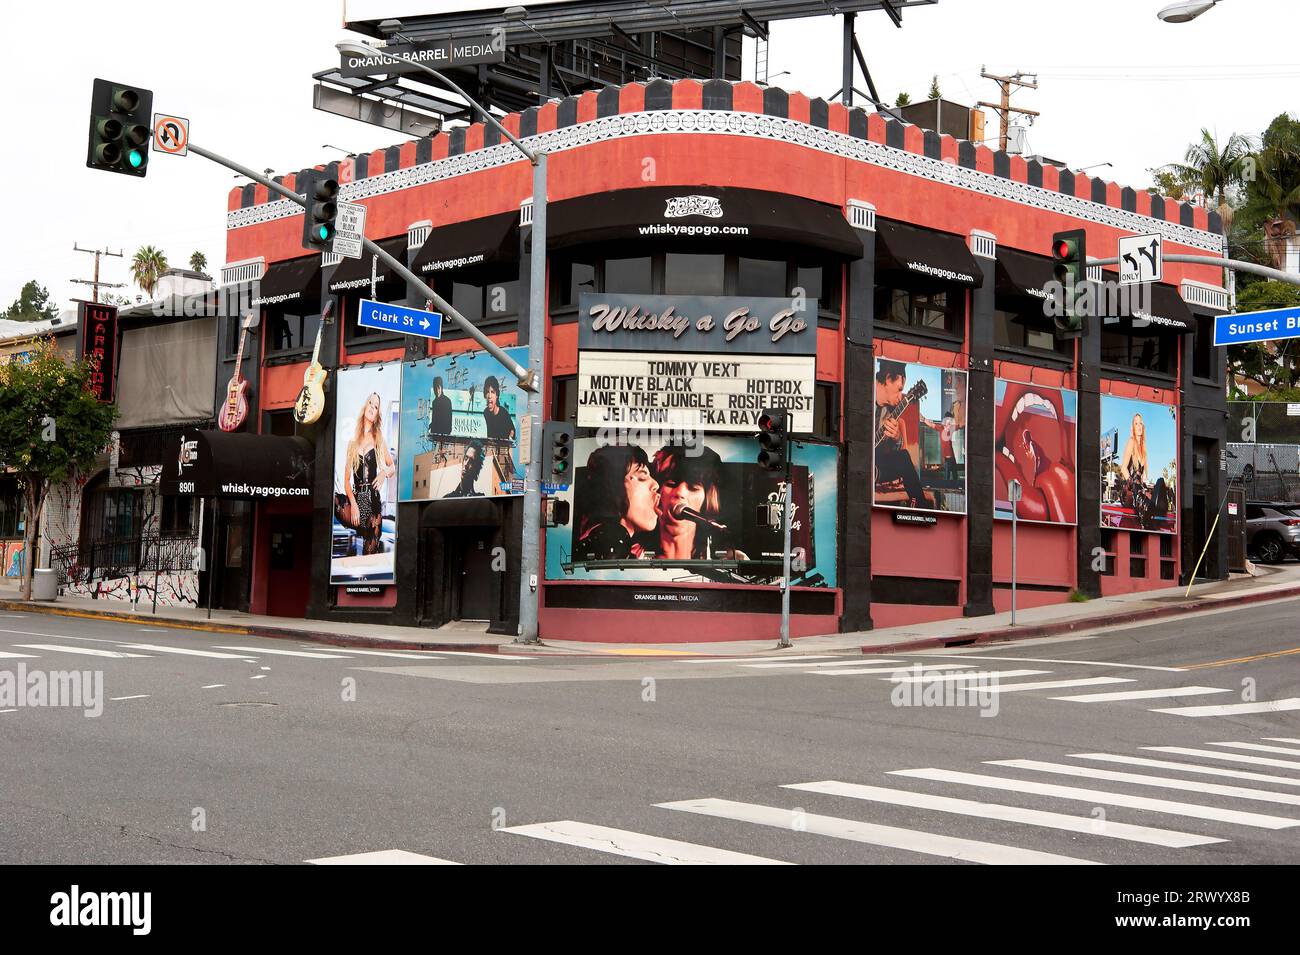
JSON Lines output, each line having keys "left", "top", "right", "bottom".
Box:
{"left": 994, "top": 379, "right": 1078, "bottom": 525}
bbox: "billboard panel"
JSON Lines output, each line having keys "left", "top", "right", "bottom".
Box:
{"left": 873, "top": 358, "right": 968, "bottom": 514}
{"left": 994, "top": 379, "right": 1078, "bottom": 525}
{"left": 1101, "top": 395, "right": 1178, "bottom": 534}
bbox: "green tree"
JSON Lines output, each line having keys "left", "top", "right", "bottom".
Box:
{"left": 0, "top": 340, "right": 117, "bottom": 599}
{"left": 3, "top": 280, "right": 59, "bottom": 323}
{"left": 189, "top": 251, "right": 208, "bottom": 274}
{"left": 1227, "top": 281, "right": 1300, "bottom": 398}
{"left": 130, "top": 245, "right": 169, "bottom": 299}
{"left": 895, "top": 91, "right": 911, "bottom": 108}
{"left": 928, "top": 75, "right": 941, "bottom": 100}
{"left": 1153, "top": 128, "right": 1250, "bottom": 231}
{"left": 1231, "top": 113, "right": 1300, "bottom": 271}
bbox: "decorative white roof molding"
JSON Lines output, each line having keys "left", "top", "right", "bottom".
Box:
{"left": 222, "top": 258, "right": 265, "bottom": 285}
{"left": 1181, "top": 279, "right": 1229, "bottom": 313}
{"left": 227, "top": 110, "right": 1223, "bottom": 255}
{"left": 969, "top": 230, "right": 997, "bottom": 259}
{"left": 846, "top": 199, "right": 875, "bottom": 232}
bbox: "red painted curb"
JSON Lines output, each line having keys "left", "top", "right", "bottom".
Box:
{"left": 860, "top": 585, "right": 1300, "bottom": 655}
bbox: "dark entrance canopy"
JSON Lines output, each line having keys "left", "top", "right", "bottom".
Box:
{"left": 411, "top": 211, "right": 520, "bottom": 278}
{"left": 539, "top": 186, "right": 864, "bottom": 258}
{"left": 876, "top": 219, "right": 980, "bottom": 287}
{"left": 251, "top": 256, "right": 322, "bottom": 310}
{"left": 1100, "top": 274, "right": 1195, "bottom": 335}
{"left": 327, "top": 235, "right": 410, "bottom": 296}
{"left": 996, "top": 247, "right": 1055, "bottom": 303}
{"left": 160, "top": 430, "right": 314, "bottom": 499}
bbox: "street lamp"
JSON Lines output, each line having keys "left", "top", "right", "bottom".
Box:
{"left": 1157, "top": 1, "right": 1220, "bottom": 22}
{"left": 335, "top": 38, "right": 549, "bottom": 645}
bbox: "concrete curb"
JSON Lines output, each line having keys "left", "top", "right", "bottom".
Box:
{"left": 0, "top": 600, "right": 511, "bottom": 655}
{"left": 860, "top": 585, "right": 1300, "bottom": 655}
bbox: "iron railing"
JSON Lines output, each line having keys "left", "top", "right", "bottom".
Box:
{"left": 50, "top": 535, "right": 199, "bottom": 586}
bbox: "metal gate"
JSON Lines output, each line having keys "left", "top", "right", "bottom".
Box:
{"left": 1227, "top": 485, "right": 1247, "bottom": 573}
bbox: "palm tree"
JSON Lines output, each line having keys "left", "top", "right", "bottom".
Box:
{"left": 1167, "top": 129, "right": 1251, "bottom": 215}
{"left": 130, "top": 245, "right": 169, "bottom": 299}
{"left": 189, "top": 251, "right": 208, "bottom": 275}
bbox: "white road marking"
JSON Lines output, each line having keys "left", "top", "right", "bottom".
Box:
{"left": 201, "top": 684, "right": 225, "bottom": 689}
{"left": 422, "top": 650, "right": 536, "bottom": 661}
{"left": 1264, "top": 738, "right": 1300, "bottom": 745}
{"left": 109, "top": 695, "right": 149, "bottom": 701}
{"left": 14, "top": 644, "right": 151, "bottom": 659}
{"left": 250, "top": 674, "right": 267, "bottom": 680}
{"left": 1050, "top": 686, "right": 1230, "bottom": 703}
{"left": 890, "top": 768, "right": 1299, "bottom": 829}
{"left": 297, "top": 647, "right": 443, "bottom": 660}
{"left": 742, "top": 659, "right": 908, "bottom": 669}
{"left": 989, "top": 759, "right": 1300, "bottom": 808}
{"left": 0, "top": 708, "right": 17, "bottom": 713}
{"left": 137, "top": 628, "right": 172, "bottom": 632}
{"left": 1146, "top": 746, "right": 1300, "bottom": 771}
{"left": 0, "top": 651, "right": 38, "bottom": 658}
{"left": 1151, "top": 699, "right": 1300, "bottom": 717}
{"left": 1073, "top": 752, "right": 1300, "bottom": 787}
{"left": 959, "top": 677, "right": 1136, "bottom": 694}
{"left": 214, "top": 646, "right": 352, "bottom": 659}
{"left": 817, "top": 665, "right": 981, "bottom": 676}
{"left": 502, "top": 820, "right": 792, "bottom": 865}
{"left": 1206, "top": 741, "right": 1300, "bottom": 757}
{"left": 307, "top": 849, "right": 461, "bottom": 865}
{"left": 783, "top": 780, "right": 1222, "bottom": 848}
{"left": 886, "top": 669, "right": 1052, "bottom": 683}
{"left": 117, "top": 644, "right": 255, "bottom": 660}
{"left": 908, "top": 652, "right": 1186, "bottom": 672}
{"left": 678, "top": 655, "right": 837, "bottom": 664}
{"left": 658, "top": 798, "right": 1100, "bottom": 865}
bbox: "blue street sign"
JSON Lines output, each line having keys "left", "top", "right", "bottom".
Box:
{"left": 1213, "top": 306, "right": 1300, "bottom": 346}
{"left": 357, "top": 298, "right": 443, "bottom": 340}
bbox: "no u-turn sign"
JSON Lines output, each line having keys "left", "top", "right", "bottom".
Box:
{"left": 151, "top": 114, "right": 189, "bottom": 156}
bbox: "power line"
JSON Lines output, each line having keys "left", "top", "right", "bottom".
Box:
{"left": 977, "top": 67, "right": 1039, "bottom": 153}
{"left": 69, "top": 245, "right": 124, "bottom": 305}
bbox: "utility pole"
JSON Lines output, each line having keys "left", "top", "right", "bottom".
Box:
{"left": 977, "top": 67, "right": 1039, "bottom": 152}
{"left": 70, "top": 244, "right": 125, "bottom": 304}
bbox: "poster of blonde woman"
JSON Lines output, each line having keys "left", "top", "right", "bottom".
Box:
{"left": 1101, "top": 395, "right": 1177, "bottom": 534}
{"left": 331, "top": 364, "right": 402, "bottom": 584}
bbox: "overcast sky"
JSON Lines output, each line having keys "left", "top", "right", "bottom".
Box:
{"left": 3, "top": 0, "right": 1295, "bottom": 312}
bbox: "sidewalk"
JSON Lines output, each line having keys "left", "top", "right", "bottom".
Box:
{"left": 2, "top": 563, "right": 1298, "bottom": 656}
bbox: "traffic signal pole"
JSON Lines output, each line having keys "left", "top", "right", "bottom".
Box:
{"left": 1088, "top": 253, "right": 1300, "bottom": 289}
{"left": 778, "top": 449, "right": 793, "bottom": 649}
{"left": 186, "top": 142, "right": 534, "bottom": 388}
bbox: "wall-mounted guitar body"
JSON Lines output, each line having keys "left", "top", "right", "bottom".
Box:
{"left": 218, "top": 313, "right": 257, "bottom": 432}
{"left": 294, "top": 300, "right": 334, "bottom": 426}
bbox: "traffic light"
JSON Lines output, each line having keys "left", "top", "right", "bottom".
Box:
{"left": 86, "top": 79, "right": 153, "bottom": 177}
{"left": 299, "top": 171, "right": 339, "bottom": 252}
{"left": 1051, "top": 228, "right": 1087, "bottom": 338}
{"left": 757, "top": 408, "right": 789, "bottom": 473}
{"left": 542, "top": 421, "right": 574, "bottom": 485}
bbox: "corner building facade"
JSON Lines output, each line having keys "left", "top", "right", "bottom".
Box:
{"left": 217, "top": 79, "right": 1230, "bottom": 642}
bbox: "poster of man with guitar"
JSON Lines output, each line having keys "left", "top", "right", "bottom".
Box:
{"left": 873, "top": 358, "right": 968, "bottom": 514}
{"left": 1101, "top": 395, "right": 1176, "bottom": 534}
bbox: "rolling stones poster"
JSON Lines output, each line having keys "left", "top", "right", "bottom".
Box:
{"left": 994, "top": 380, "right": 1078, "bottom": 525}
{"left": 1101, "top": 395, "right": 1178, "bottom": 534}
{"left": 331, "top": 364, "right": 401, "bottom": 584}
{"left": 872, "top": 358, "right": 968, "bottom": 514}
{"left": 397, "top": 346, "right": 528, "bottom": 501}
{"left": 544, "top": 435, "right": 839, "bottom": 588}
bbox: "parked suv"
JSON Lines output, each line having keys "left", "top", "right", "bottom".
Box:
{"left": 1246, "top": 501, "right": 1300, "bottom": 563}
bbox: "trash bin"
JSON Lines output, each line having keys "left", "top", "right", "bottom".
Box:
{"left": 31, "top": 568, "right": 57, "bottom": 601}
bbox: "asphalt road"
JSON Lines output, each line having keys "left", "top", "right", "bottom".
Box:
{"left": 1, "top": 598, "right": 1298, "bottom": 866}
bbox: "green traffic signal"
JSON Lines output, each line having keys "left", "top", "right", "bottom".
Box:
{"left": 128, "top": 149, "right": 144, "bottom": 168}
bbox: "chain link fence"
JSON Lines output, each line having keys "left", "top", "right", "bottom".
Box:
{"left": 1226, "top": 401, "right": 1300, "bottom": 504}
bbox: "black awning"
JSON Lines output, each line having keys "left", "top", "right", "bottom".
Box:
{"left": 996, "top": 247, "right": 1055, "bottom": 304}
{"left": 327, "top": 236, "right": 409, "bottom": 295}
{"left": 411, "top": 211, "right": 519, "bottom": 278}
{"left": 876, "top": 220, "right": 981, "bottom": 287}
{"left": 540, "top": 186, "right": 864, "bottom": 258}
{"left": 159, "top": 430, "right": 314, "bottom": 499}
{"left": 251, "top": 256, "right": 322, "bottom": 310}
{"left": 1100, "top": 274, "right": 1195, "bottom": 335}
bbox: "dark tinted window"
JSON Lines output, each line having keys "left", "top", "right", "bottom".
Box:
{"left": 452, "top": 282, "right": 484, "bottom": 322}
{"left": 994, "top": 307, "right": 1072, "bottom": 357}
{"left": 552, "top": 259, "right": 597, "bottom": 307}
{"left": 486, "top": 280, "right": 519, "bottom": 317}
{"left": 1101, "top": 328, "right": 1175, "bottom": 374}
{"left": 266, "top": 310, "right": 319, "bottom": 355}
{"left": 738, "top": 258, "right": 786, "bottom": 297}
{"left": 875, "top": 286, "right": 962, "bottom": 336}
{"left": 665, "top": 253, "right": 725, "bottom": 295}
{"left": 604, "top": 257, "right": 652, "bottom": 293}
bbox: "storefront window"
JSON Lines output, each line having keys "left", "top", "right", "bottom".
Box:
{"left": 0, "top": 479, "right": 24, "bottom": 539}
{"left": 665, "top": 253, "right": 725, "bottom": 295}
{"left": 553, "top": 375, "right": 577, "bottom": 421}
{"left": 1101, "top": 328, "right": 1176, "bottom": 375}
{"left": 604, "top": 257, "right": 652, "bottom": 294}
{"left": 994, "top": 307, "right": 1072, "bottom": 358}
{"left": 738, "top": 258, "right": 787, "bottom": 298}
{"left": 552, "top": 258, "right": 597, "bottom": 308}
{"left": 159, "top": 495, "right": 194, "bottom": 537}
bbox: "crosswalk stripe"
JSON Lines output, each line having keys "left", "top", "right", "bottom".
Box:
{"left": 816, "top": 665, "right": 980, "bottom": 676}
{"left": 1206, "top": 741, "right": 1300, "bottom": 757}
{"left": 1151, "top": 698, "right": 1300, "bottom": 717}
{"left": 742, "top": 659, "right": 909, "bottom": 669}
{"left": 889, "top": 768, "right": 1300, "bottom": 829}
{"left": 677, "top": 655, "right": 837, "bottom": 664}
{"left": 1145, "top": 746, "right": 1300, "bottom": 771}
{"left": 909, "top": 652, "right": 1185, "bottom": 672}
{"left": 782, "top": 780, "right": 1222, "bottom": 848}
{"left": 886, "top": 669, "right": 1052, "bottom": 683}
{"left": 109, "top": 695, "right": 149, "bottom": 701}
{"left": 1072, "top": 752, "right": 1300, "bottom": 787}
{"left": 14, "top": 644, "right": 151, "bottom": 659}
{"left": 958, "top": 677, "right": 1136, "bottom": 694}
{"left": 0, "top": 651, "right": 38, "bottom": 658}
{"left": 214, "top": 646, "right": 352, "bottom": 659}
{"left": 307, "top": 849, "right": 461, "bottom": 865}
{"left": 502, "top": 820, "right": 792, "bottom": 865}
{"left": 1264, "top": 738, "right": 1300, "bottom": 746}
{"left": 117, "top": 644, "right": 256, "bottom": 660}
{"left": 657, "top": 798, "right": 1101, "bottom": 865}
{"left": 988, "top": 759, "right": 1300, "bottom": 808}
{"left": 1050, "top": 686, "right": 1231, "bottom": 703}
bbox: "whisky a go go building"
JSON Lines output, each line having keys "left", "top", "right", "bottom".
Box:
{"left": 186, "top": 78, "right": 1231, "bottom": 643}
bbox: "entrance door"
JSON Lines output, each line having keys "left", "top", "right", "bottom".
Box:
{"left": 266, "top": 515, "right": 312, "bottom": 618}
{"left": 457, "top": 529, "right": 495, "bottom": 621}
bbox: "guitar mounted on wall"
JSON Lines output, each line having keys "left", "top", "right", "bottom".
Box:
{"left": 294, "top": 299, "right": 335, "bottom": 425}
{"left": 875, "top": 380, "right": 928, "bottom": 452}
{"left": 218, "top": 312, "right": 258, "bottom": 432}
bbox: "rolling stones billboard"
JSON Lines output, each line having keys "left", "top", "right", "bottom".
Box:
{"left": 994, "top": 380, "right": 1079, "bottom": 525}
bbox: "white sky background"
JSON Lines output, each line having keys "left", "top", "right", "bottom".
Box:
{"left": 2, "top": 0, "right": 1296, "bottom": 311}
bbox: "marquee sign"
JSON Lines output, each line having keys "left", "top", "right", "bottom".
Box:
{"left": 577, "top": 350, "right": 815, "bottom": 433}
{"left": 577, "top": 293, "right": 815, "bottom": 356}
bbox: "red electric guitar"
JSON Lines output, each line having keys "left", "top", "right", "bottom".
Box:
{"left": 218, "top": 314, "right": 255, "bottom": 432}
